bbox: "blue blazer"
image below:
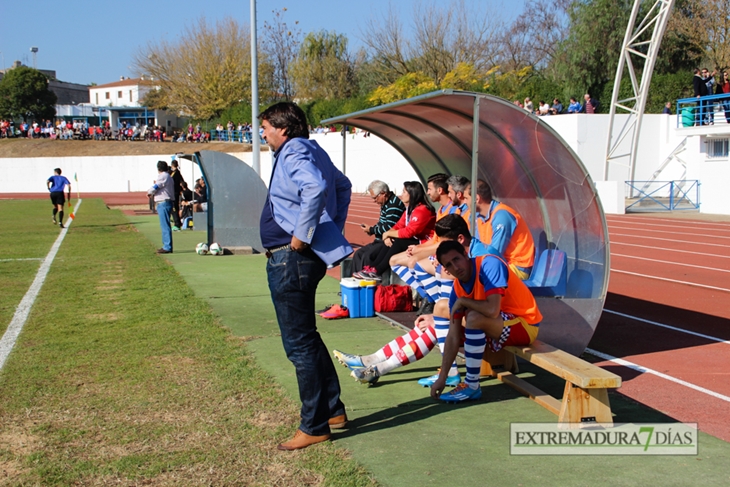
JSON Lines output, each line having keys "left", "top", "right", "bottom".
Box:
{"left": 268, "top": 137, "right": 353, "bottom": 266}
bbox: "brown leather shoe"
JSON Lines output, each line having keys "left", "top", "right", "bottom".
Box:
{"left": 328, "top": 414, "right": 348, "bottom": 429}
{"left": 277, "top": 429, "right": 330, "bottom": 451}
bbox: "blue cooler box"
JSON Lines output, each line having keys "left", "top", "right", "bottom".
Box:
{"left": 340, "top": 278, "right": 376, "bottom": 318}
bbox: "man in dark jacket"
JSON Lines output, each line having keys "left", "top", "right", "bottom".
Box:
{"left": 693, "top": 68, "right": 711, "bottom": 125}
{"left": 169, "top": 160, "right": 185, "bottom": 230}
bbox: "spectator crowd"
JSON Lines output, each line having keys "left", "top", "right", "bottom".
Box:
{"left": 513, "top": 93, "right": 599, "bottom": 115}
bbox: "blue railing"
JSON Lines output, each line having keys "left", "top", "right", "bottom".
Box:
{"left": 208, "top": 129, "right": 264, "bottom": 144}
{"left": 676, "top": 93, "right": 730, "bottom": 128}
{"left": 625, "top": 180, "right": 700, "bottom": 212}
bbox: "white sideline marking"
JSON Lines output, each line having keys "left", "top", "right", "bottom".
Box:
{"left": 585, "top": 347, "right": 730, "bottom": 404}
{"left": 603, "top": 309, "right": 730, "bottom": 345}
{"left": 0, "top": 258, "right": 43, "bottom": 262}
{"left": 611, "top": 253, "right": 730, "bottom": 273}
{"left": 0, "top": 200, "right": 81, "bottom": 371}
{"left": 610, "top": 241, "right": 730, "bottom": 259}
{"left": 611, "top": 269, "right": 730, "bottom": 293}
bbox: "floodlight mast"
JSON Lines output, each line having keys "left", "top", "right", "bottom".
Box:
{"left": 603, "top": 0, "right": 675, "bottom": 190}
{"left": 30, "top": 46, "right": 38, "bottom": 69}
{"left": 250, "top": 0, "right": 260, "bottom": 176}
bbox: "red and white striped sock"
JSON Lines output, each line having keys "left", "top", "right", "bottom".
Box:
{"left": 373, "top": 325, "right": 438, "bottom": 376}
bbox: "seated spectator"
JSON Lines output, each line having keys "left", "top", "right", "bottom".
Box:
{"left": 179, "top": 181, "right": 194, "bottom": 221}
{"left": 549, "top": 98, "right": 563, "bottom": 115}
{"left": 567, "top": 97, "right": 582, "bottom": 113}
{"left": 351, "top": 180, "right": 406, "bottom": 274}
{"left": 353, "top": 181, "right": 435, "bottom": 280}
{"left": 662, "top": 102, "right": 672, "bottom": 115}
{"left": 523, "top": 97, "right": 534, "bottom": 113}
{"left": 513, "top": 100, "right": 523, "bottom": 109}
{"left": 194, "top": 178, "right": 208, "bottom": 212}
{"left": 538, "top": 101, "right": 550, "bottom": 115}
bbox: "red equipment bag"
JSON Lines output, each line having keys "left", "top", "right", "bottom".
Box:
{"left": 374, "top": 285, "right": 413, "bottom": 312}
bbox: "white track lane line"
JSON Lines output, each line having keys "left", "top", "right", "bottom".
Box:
{"left": 611, "top": 253, "right": 730, "bottom": 273}
{"left": 603, "top": 309, "right": 730, "bottom": 345}
{"left": 606, "top": 216, "right": 730, "bottom": 228}
{"left": 585, "top": 347, "right": 730, "bottom": 403}
{"left": 0, "top": 199, "right": 81, "bottom": 371}
{"left": 608, "top": 224, "right": 730, "bottom": 241}
{"left": 610, "top": 232, "right": 729, "bottom": 248}
{"left": 0, "top": 258, "right": 43, "bottom": 262}
{"left": 610, "top": 269, "right": 730, "bottom": 293}
{"left": 610, "top": 241, "right": 730, "bottom": 259}
{"left": 607, "top": 219, "right": 730, "bottom": 235}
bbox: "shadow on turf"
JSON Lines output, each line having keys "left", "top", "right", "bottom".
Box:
{"left": 592, "top": 293, "right": 730, "bottom": 361}
{"left": 335, "top": 362, "right": 680, "bottom": 441}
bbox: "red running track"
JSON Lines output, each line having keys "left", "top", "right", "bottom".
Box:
{"left": 595, "top": 214, "right": 730, "bottom": 442}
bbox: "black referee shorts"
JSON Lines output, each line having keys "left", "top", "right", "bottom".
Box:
{"left": 50, "top": 191, "right": 66, "bottom": 206}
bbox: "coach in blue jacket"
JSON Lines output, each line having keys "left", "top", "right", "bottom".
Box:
{"left": 259, "top": 102, "right": 353, "bottom": 451}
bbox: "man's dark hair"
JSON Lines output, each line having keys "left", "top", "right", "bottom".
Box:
{"left": 436, "top": 240, "right": 467, "bottom": 264}
{"left": 258, "top": 102, "right": 309, "bottom": 139}
{"left": 171, "top": 160, "right": 179, "bottom": 168}
{"left": 427, "top": 173, "right": 449, "bottom": 193}
{"left": 435, "top": 214, "right": 470, "bottom": 241}
{"left": 54, "top": 168, "right": 62, "bottom": 175}
{"left": 476, "top": 181, "right": 493, "bottom": 203}
{"left": 157, "top": 161, "right": 168, "bottom": 172}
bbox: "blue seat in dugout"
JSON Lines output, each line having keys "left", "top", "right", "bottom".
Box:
{"left": 524, "top": 249, "right": 567, "bottom": 297}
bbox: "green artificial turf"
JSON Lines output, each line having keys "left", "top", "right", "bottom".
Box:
{"left": 135, "top": 211, "right": 730, "bottom": 487}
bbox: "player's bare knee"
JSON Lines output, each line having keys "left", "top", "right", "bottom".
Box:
{"left": 434, "top": 300, "right": 449, "bottom": 317}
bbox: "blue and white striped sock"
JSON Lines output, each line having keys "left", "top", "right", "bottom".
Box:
{"left": 414, "top": 262, "right": 439, "bottom": 302}
{"left": 392, "top": 264, "right": 429, "bottom": 299}
{"left": 434, "top": 314, "right": 458, "bottom": 376}
{"left": 464, "top": 328, "right": 486, "bottom": 389}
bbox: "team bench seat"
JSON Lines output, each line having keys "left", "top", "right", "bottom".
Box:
{"left": 497, "top": 340, "right": 621, "bottom": 426}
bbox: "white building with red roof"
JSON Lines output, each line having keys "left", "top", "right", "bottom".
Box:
{"left": 88, "top": 76, "right": 156, "bottom": 107}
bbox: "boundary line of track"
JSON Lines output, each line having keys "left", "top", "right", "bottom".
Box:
{"left": 602, "top": 309, "right": 730, "bottom": 345}
{"left": 586, "top": 347, "right": 730, "bottom": 403}
{"left": 0, "top": 200, "right": 81, "bottom": 371}
{"left": 611, "top": 269, "right": 730, "bottom": 293}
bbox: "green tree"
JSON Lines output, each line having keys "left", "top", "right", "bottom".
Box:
{"left": 262, "top": 8, "right": 302, "bottom": 101}
{"left": 550, "top": 0, "right": 632, "bottom": 105}
{"left": 368, "top": 72, "right": 438, "bottom": 105}
{"left": 0, "top": 66, "right": 57, "bottom": 121}
{"left": 290, "top": 31, "right": 356, "bottom": 100}
{"left": 132, "top": 17, "right": 273, "bottom": 119}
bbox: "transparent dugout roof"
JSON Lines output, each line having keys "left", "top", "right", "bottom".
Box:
{"left": 324, "top": 90, "right": 610, "bottom": 355}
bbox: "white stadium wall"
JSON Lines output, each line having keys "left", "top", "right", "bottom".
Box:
{"left": 1, "top": 115, "right": 727, "bottom": 215}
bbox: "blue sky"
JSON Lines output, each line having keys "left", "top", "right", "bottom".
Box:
{"left": 0, "top": 0, "right": 524, "bottom": 86}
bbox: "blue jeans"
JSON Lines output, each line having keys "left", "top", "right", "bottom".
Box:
{"left": 267, "top": 248, "right": 345, "bottom": 436}
{"left": 156, "top": 200, "right": 173, "bottom": 251}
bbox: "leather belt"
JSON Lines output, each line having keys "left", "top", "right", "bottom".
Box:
{"left": 265, "top": 244, "right": 292, "bottom": 258}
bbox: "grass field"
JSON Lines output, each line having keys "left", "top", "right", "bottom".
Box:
{"left": 0, "top": 199, "right": 374, "bottom": 486}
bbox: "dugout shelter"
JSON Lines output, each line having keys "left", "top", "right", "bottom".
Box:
{"left": 323, "top": 90, "right": 609, "bottom": 356}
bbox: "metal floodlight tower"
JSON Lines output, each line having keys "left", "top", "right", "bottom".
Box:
{"left": 603, "top": 0, "right": 675, "bottom": 187}
{"left": 30, "top": 46, "right": 38, "bottom": 69}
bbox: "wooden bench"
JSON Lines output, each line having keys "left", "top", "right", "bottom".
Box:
{"left": 491, "top": 340, "right": 621, "bottom": 426}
